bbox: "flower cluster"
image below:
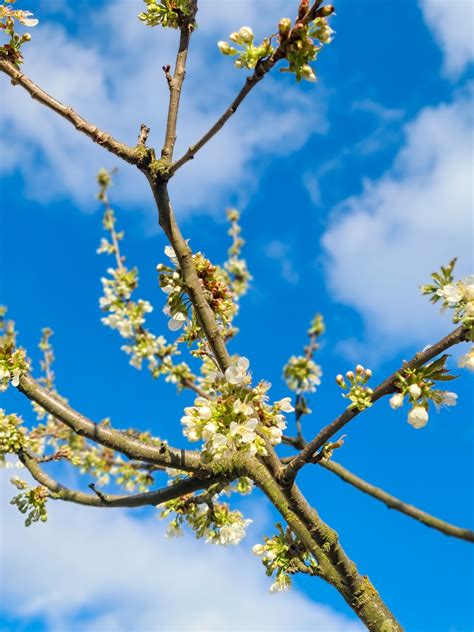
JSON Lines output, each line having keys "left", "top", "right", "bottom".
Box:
{"left": 138, "top": 0, "right": 195, "bottom": 29}
{"left": 161, "top": 493, "right": 251, "bottom": 545}
{"left": 278, "top": 11, "right": 334, "bottom": 82}
{"left": 217, "top": 26, "right": 273, "bottom": 70}
{"left": 284, "top": 355, "right": 322, "bottom": 394}
{"left": 181, "top": 357, "right": 293, "bottom": 462}
{"left": 10, "top": 477, "right": 48, "bottom": 526}
{"left": 0, "top": 409, "right": 25, "bottom": 460}
{"left": 389, "top": 355, "right": 457, "bottom": 429}
{"left": 224, "top": 208, "right": 252, "bottom": 299}
{"left": 158, "top": 245, "right": 239, "bottom": 340}
{"left": 97, "top": 173, "right": 189, "bottom": 384}
{"left": 421, "top": 259, "right": 474, "bottom": 332}
{"left": 336, "top": 365, "right": 373, "bottom": 411}
{"left": 0, "top": 309, "right": 29, "bottom": 392}
{"left": 0, "top": 1, "right": 38, "bottom": 67}
{"left": 253, "top": 524, "right": 317, "bottom": 593}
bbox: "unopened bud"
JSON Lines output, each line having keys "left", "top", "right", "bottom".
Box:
{"left": 22, "top": 33, "right": 32, "bottom": 41}
{"left": 318, "top": 5, "right": 335, "bottom": 17}
{"left": 278, "top": 18, "right": 292, "bottom": 36}
{"left": 346, "top": 370, "right": 354, "bottom": 380}
{"left": 356, "top": 364, "right": 364, "bottom": 374}
{"left": 238, "top": 26, "right": 254, "bottom": 43}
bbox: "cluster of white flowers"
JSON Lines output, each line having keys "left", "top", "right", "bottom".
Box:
{"left": 253, "top": 525, "right": 316, "bottom": 593}
{"left": 336, "top": 365, "right": 373, "bottom": 411}
{"left": 389, "top": 358, "right": 458, "bottom": 429}
{"left": 161, "top": 493, "right": 251, "bottom": 546}
{"left": 181, "top": 356, "right": 293, "bottom": 462}
{"left": 218, "top": 26, "right": 273, "bottom": 70}
{"left": 0, "top": 347, "right": 28, "bottom": 392}
{"left": 422, "top": 260, "right": 474, "bottom": 329}
{"left": 284, "top": 356, "right": 322, "bottom": 394}
{"left": 0, "top": 409, "right": 25, "bottom": 460}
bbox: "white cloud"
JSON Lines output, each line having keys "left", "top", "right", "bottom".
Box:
{"left": 321, "top": 87, "right": 473, "bottom": 353}
{"left": 0, "top": 1, "right": 327, "bottom": 217}
{"left": 419, "top": 0, "right": 474, "bottom": 78}
{"left": 0, "top": 471, "right": 361, "bottom": 631}
{"left": 265, "top": 240, "right": 300, "bottom": 284}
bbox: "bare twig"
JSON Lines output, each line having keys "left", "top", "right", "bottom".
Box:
{"left": 0, "top": 58, "right": 145, "bottom": 166}
{"left": 281, "top": 325, "right": 467, "bottom": 484}
{"left": 320, "top": 458, "right": 474, "bottom": 543}
{"left": 161, "top": 17, "right": 194, "bottom": 161}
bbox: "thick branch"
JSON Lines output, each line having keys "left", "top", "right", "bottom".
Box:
{"left": 0, "top": 58, "right": 145, "bottom": 166}
{"left": 170, "top": 1, "right": 329, "bottom": 174}
{"left": 149, "top": 180, "right": 231, "bottom": 372}
{"left": 321, "top": 459, "right": 474, "bottom": 543}
{"left": 281, "top": 325, "right": 467, "bottom": 484}
{"left": 17, "top": 375, "right": 204, "bottom": 473}
{"left": 20, "top": 450, "right": 212, "bottom": 508}
{"left": 245, "top": 456, "right": 403, "bottom": 631}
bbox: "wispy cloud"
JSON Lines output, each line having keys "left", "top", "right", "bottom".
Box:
{"left": 265, "top": 240, "right": 300, "bottom": 284}
{"left": 321, "top": 86, "right": 473, "bottom": 354}
{"left": 0, "top": 470, "right": 361, "bottom": 631}
{"left": 419, "top": 0, "right": 474, "bottom": 78}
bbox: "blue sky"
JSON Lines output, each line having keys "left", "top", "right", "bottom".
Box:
{"left": 0, "top": 1, "right": 473, "bottom": 631}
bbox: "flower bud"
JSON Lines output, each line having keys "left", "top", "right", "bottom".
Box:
{"left": 407, "top": 406, "right": 429, "bottom": 429}
{"left": 318, "top": 5, "right": 335, "bottom": 17}
{"left": 389, "top": 393, "right": 404, "bottom": 410}
{"left": 365, "top": 368, "right": 372, "bottom": 378}
{"left": 301, "top": 64, "right": 316, "bottom": 82}
{"left": 238, "top": 26, "right": 254, "bottom": 43}
{"left": 217, "top": 41, "right": 233, "bottom": 55}
{"left": 408, "top": 384, "right": 422, "bottom": 400}
{"left": 22, "top": 33, "right": 32, "bottom": 41}
{"left": 345, "top": 370, "right": 354, "bottom": 380}
{"left": 356, "top": 364, "right": 364, "bottom": 374}
{"left": 278, "top": 18, "right": 292, "bottom": 36}
{"left": 335, "top": 374, "right": 344, "bottom": 385}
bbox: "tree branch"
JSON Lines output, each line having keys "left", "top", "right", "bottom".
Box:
{"left": 170, "top": 0, "right": 331, "bottom": 175}
{"left": 322, "top": 459, "right": 474, "bottom": 542}
{"left": 281, "top": 325, "right": 467, "bottom": 484}
{"left": 161, "top": 21, "right": 194, "bottom": 162}
{"left": 17, "top": 374, "right": 204, "bottom": 473}
{"left": 0, "top": 58, "right": 146, "bottom": 166}
{"left": 19, "top": 449, "right": 213, "bottom": 508}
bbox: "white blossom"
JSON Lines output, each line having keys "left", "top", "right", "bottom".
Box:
{"left": 441, "top": 392, "right": 457, "bottom": 406}
{"left": 225, "top": 356, "right": 250, "bottom": 385}
{"left": 408, "top": 384, "right": 422, "bottom": 400}
{"left": 407, "top": 406, "right": 429, "bottom": 429}
{"left": 275, "top": 397, "right": 295, "bottom": 413}
{"left": 437, "top": 284, "right": 463, "bottom": 306}
{"left": 389, "top": 393, "right": 404, "bottom": 410}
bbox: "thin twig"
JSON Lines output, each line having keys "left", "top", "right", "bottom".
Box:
{"left": 320, "top": 458, "right": 474, "bottom": 542}
{"left": 0, "top": 58, "right": 144, "bottom": 166}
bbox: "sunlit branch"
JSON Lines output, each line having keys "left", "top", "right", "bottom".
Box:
{"left": 17, "top": 374, "right": 204, "bottom": 473}
{"left": 0, "top": 58, "right": 145, "bottom": 166}
{"left": 20, "top": 449, "right": 213, "bottom": 508}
